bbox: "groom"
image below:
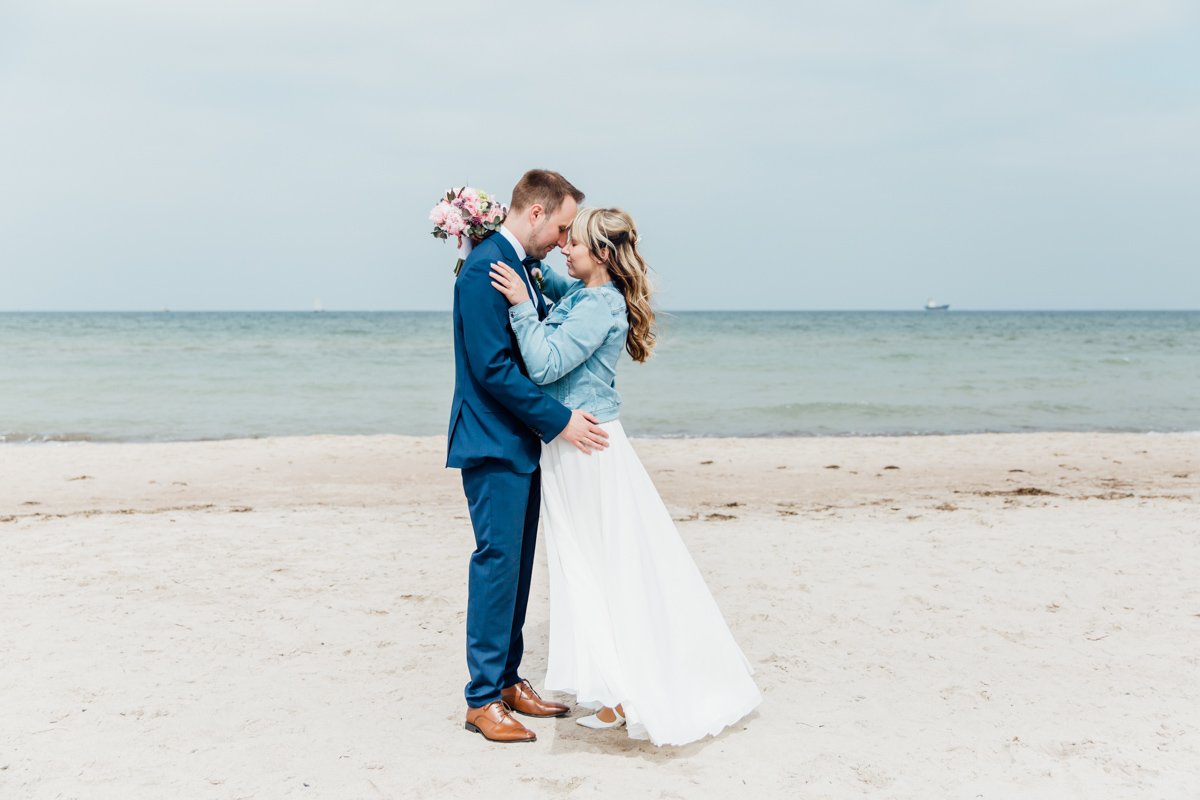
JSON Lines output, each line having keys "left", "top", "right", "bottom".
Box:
{"left": 447, "top": 169, "right": 609, "bottom": 743}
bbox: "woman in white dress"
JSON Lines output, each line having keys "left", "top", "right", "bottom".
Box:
{"left": 488, "top": 207, "right": 761, "bottom": 747}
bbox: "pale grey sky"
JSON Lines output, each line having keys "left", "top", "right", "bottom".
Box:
{"left": 2, "top": 0, "right": 1198, "bottom": 310}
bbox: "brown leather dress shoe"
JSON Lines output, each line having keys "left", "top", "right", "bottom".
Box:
{"left": 465, "top": 701, "right": 537, "bottom": 743}
{"left": 501, "top": 680, "right": 571, "bottom": 718}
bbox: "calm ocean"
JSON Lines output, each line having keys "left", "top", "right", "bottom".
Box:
{"left": 2, "top": 311, "right": 1198, "bottom": 443}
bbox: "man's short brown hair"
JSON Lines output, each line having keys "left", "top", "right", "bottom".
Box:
{"left": 510, "top": 169, "right": 585, "bottom": 217}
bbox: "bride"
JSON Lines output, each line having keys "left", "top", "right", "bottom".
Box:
{"left": 488, "top": 207, "right": 761, "bottom": 747}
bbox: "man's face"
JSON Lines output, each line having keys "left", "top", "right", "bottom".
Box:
{"left": 526, "top": 196, "right": 578, "bottom": 260}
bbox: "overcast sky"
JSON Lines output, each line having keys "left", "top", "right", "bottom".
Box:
{"left": 2, "top": 0, "right": 1198, "bottom": 311}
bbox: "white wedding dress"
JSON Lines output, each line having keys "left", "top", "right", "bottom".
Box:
{"left": 539, "top": 419, "right": 762, "bottom": 746}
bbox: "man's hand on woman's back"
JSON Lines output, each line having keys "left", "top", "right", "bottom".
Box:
{"left": 558, "top": 410, "right": 609, "bottom": 454}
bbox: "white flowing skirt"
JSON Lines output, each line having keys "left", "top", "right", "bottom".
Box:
{"left": 540, "top": 420, "right": 762, "bottom": 746}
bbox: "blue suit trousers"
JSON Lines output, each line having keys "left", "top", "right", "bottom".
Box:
{"left": 461, "top": 460, "right": 541, "bottom": 707}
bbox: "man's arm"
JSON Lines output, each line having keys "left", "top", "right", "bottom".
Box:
{"left": 459, "top": 256, "right": 572, "bottom": 442}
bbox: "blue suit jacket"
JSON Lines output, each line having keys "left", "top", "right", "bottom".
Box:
{"left": 446, "top": 232, "right": 572, "bottom": 473}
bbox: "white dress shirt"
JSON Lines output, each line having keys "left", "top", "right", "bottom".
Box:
{"left": 499, "top": 224, "right": 538, "bottom": 302}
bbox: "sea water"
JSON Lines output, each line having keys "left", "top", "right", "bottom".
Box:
{"left": 2, "top": 311, "right": 1197, "bottom": 443}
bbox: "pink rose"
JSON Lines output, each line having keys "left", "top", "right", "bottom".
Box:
{"left": 430, "top": 200, "right": 454, "bottom": 227}
{"left": 443, "top": 209, "right": 467, "bottom": 236}
{"left": 460, "top": 195, "right": 482, "bottom": 219}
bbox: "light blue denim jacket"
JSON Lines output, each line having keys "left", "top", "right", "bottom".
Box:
{"left": 507, "top": 263, "right": 628, "bottom": 423}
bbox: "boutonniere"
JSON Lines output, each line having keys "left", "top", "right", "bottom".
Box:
{"left": 529, "top": 266, "right": 545, "bottom": 291}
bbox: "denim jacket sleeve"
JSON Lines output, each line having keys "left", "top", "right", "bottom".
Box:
{"left": 535, "top": 262, "right": 582, "bottom": 303}
{"left": 508, "top": 293, "right": 615, "bottom": 385}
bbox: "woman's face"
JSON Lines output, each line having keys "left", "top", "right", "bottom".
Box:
{"left": 562, "top": 236, "right": 604, "bottom": 283}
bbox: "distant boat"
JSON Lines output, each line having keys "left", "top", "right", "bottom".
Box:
{"left": 314, "top": 297, "right": 323, "bottom": 312}
{"left": 924, "top": 299, "right": 949, "bottom": 311}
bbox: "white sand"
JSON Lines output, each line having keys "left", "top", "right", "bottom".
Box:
{"left": 2, "top": 433, "right": 1198, "bottom": 798}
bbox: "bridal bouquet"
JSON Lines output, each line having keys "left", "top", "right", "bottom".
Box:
{"left": 429, "top": 187, "right": 508, "bottom": 274}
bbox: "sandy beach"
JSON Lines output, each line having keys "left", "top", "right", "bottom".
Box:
{"left": 2, "top": 432, "right": 1198, "bottom": 798}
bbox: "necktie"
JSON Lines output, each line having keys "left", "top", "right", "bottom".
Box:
{"left": 520, "top": 258, "right": 546, "bottom": 319}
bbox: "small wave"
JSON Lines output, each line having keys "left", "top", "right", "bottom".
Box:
{"left": 5, "top": 427, "right": 1200, "bottom": 445}
{"left": 756, "top": 401, "right": 932, "bottom": 419}
{"left": 0, "top": 431, "right": 102, "bottom": 445}
{"left": 0, "top": 431, "right": 221, "bottom": 445}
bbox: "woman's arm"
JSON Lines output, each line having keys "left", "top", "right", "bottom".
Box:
{"left": 458, "top": 256, "right": 572, "bottom": 441}
{"left": 489, "top": 261, "right": 614, "bottom": 384}
{"left": 533, "top": 261, "right": 582, "bottom": 303}
{"left": 508, "top": 293, "right": 614, "bottom": 385}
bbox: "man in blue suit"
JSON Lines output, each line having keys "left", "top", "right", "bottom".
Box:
{"left": 448, "top": 169, "right": 610, "bottom": 743}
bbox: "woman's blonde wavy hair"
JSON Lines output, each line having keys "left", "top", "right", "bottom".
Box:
{"left": 571, "top": 207, "right": 657, "bottom": 363}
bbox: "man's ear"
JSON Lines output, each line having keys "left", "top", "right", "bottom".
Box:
{"left": 528, "top": 203, "right": 545, "bottom": 223}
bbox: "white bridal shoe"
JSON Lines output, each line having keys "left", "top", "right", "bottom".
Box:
{"left": 576, "top": 707, "right": 626, "bottom": 729}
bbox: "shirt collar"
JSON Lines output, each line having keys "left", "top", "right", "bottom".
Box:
{"left": 499, "top": 224, "right": 527, "bottom": 263}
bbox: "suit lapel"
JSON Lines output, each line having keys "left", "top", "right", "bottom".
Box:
{"left": 528, "top": 262, "right": 548, "bottom": 320}
{"left": 492, "top": 234, "right": 547, "bottom": 320}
